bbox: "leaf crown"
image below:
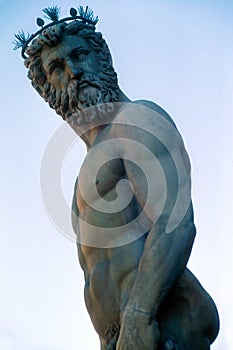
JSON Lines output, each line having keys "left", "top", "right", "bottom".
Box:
{"left": 13, "top": 5, "right": 99, "bottom": 59}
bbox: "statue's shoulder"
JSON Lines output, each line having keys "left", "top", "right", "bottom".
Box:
{"left": 133, "top": 99, "right": 177, "bottom": 129}
{"left": 113, "top": 100, "right": 179, "bottom": 142}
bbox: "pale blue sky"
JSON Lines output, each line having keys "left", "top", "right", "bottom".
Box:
{"left": 1, "top": 0, "right": 233, "bottom": 349}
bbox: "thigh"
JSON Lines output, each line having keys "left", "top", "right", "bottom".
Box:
{"left": 157, "top": 269, "right": 219, "bottom": 350}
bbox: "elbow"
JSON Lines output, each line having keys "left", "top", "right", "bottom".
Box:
{"left": 178, "top": 202, "right": 196, "bottom": 243}
{"left": 181, "top": 221, "right": 196, "bottom": 256}
{"left": 187, "top": 221, "right": 196, "bottom": 245}
{"left": 187, "top": 220, "right": 196, "bottom": 238}
{"left": 173, "top": 220, "right": 196, "bottom": 253}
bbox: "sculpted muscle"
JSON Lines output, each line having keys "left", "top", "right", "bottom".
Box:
{"left": 18, "top": 8, "right": 219, "bottom": 349}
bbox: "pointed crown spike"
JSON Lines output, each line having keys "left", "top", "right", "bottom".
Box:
{"left": 13, "top": 30, "right": 32, "bottom": 51}
{"left": 42, "top": 6, "right": 60, "bottom": 21}
{"left": 78, "top": 5, "right": 98, "bottom": 23}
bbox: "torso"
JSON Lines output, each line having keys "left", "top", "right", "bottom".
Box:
{"left": 72, "top": 103, "right": 219, "bottom": 345}
{"left": 74, "top": 121, "right": 148, "bottom": 337}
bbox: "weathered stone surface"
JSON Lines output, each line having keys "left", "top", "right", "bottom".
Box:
{"left": 21, "top": 11, "right": 219, "bottom": 349}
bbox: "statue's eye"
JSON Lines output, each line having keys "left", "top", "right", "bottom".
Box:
{"left": 72, "top": 49, "right": 89, "bottom": 61}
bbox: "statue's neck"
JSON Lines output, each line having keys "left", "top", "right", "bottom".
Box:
{"left": 78, "top": 89, "right": 131, "bottom": 150}
{"left": 82, "top": 125, "right": 107, "bottom": 150}
{"left": 118, "top": 90, "right": 131, "bottom": 103}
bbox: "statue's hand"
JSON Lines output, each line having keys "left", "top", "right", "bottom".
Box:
{"left": 116, "top": 310, "right": 160, "bottom": 350}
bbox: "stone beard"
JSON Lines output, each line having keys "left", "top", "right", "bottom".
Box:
{"left": 43, "top": 63, "right": 120, "bottom": 124}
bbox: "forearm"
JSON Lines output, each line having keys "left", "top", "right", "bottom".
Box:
{"left": 125, "top": 217, "right": 196, "bottom": 316}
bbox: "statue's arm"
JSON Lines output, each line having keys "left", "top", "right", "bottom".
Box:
{"left": 125, "top": 206, "right": 195, "bottom": 315}
{"left": 116, "top": 119, "right": 196, "bottom": 349}
{"left": 123, "top": 123, "right": 196, "bottom": 316}
{"left": 71, "top": 176, "right": 79, "bottom": 234}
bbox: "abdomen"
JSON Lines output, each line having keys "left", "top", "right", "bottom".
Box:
{"left": 80, "top": 234, "right": 147, "bottom": 338}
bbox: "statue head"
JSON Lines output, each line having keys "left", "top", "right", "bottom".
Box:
{"left": 15, "top": 7, "right": 121, "bottom": 121}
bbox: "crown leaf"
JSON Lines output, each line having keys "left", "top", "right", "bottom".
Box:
{"left": 13, "top": 5, "right": 98, "bottom": 58}
{"left": 42, "top": 6, "right": 60, "bottom": 21}
{"left": 13, "top": 30, "right": 32, "bottom": 50}
{"left": 78, "top": 5, "right": 98, "bottom": 24}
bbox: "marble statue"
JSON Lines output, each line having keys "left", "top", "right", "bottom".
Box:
{"left": 15, "top": 6, "right": 219, "bottom": 349}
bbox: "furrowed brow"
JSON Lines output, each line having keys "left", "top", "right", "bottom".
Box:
{"left": 70, "top": 46, "right": 85, "bottom": 55}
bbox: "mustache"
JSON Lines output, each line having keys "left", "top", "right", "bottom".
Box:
{"left": 68, "top": 77, "right": 102, "bottom": 92}
{"left": 67, "top": 78, "right": 103, "bottom": 116}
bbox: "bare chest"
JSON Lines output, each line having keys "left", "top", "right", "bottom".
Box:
{"left": 76, "top": 146, "right": 126, "bottom": 211}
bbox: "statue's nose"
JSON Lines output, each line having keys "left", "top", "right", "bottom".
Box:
{"left": 66, "top": 60, "right": 83, "bottom": 79}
